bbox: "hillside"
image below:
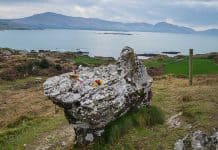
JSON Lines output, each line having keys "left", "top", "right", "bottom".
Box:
{"left": 0, "top": 74, "right": 217, "bottom": 149}
{"left": 0, "top": 49, "right": 217, "bottom": 149}
{"left": 1, "top": 12, "right": 218, "bottom": 35}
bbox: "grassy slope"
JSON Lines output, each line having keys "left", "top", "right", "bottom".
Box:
{"left": 0, "top": 115, "right": 66, "bottom": 150}
{"left": 107, "top": 76, "right": 218, "bottom": 149}
{"left": 73, "top": 56, "right": 114, "bottom": 67}
{"left": 0, "top": 77, "right": 67, "bottom": 150}
{"left": 144, "top": 57, "right": 177, "bottom": 68}
{"left": 87, "top": 106, "right": 165, "bottom": 150}
{"left": 144, "top": 57, "right": 218, "bottom": 76}
{"left": 0, "top": 75, "right": 217, "bottom": 150}
{"left": 0, "top": 77, "right": 54, "bottom": 127}
{"left": 88, "top": 75, "right": 218, "bottom": 149}
{"left": 0, "top": 56, "right": 217, "bottom": 149}
{"left": 165, "top": 58, "right": 218, "bottom": 75}
{"left": 0, "top": 54, "right": 115, "bottom": 149}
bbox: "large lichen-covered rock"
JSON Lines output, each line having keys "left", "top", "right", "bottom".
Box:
{"left": 43, "top": 47, "right": 153, "bottom": 144}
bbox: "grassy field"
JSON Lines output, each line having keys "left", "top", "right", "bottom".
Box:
{"left": 0, "top": 115, "right": 66, "bottom": 150}
{"left": 0, "top": 53, "right": 218, "bottom": 149}
{"left": 0, "top": 74, "right": 217, "bottom": 150}
{"left": 73, "top": 56, "right": 115, "bottom": 67}
{"left": 86, "top": 74, "right": 218, "bottom": 149}
{"left": 87, "top": 106, "right": 165, "bottom": 149}
{"left": 144, "top": 57, "right": 218, "bottom": 76}
{"left": 0, "top": 77, "right": 69, "bottom": 150}
{"left": 74, "top": 55, "right": 218, "bottom": 75}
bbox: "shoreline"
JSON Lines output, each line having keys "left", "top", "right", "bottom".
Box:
{"left": 0, "top": 28, "right": 218, "bottom": 36}
{"left": 1, "top": 47, "right": 217, "bottom": 58}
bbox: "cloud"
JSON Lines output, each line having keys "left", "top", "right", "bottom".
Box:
{"left": 0, "top": 0, "right": 217, "bottom": 29}
{"left": 172, "top": 0, "right": 218, "bottom": 7}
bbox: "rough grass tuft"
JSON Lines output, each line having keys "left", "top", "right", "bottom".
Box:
{"left": 6, "top": 115, "right": 33, "bottom": 128}
{"left": 89, "top": 106, "right": 164, "bottom": 149}
{"left": 180, "top": 104, "right": 204, "bottom": 123}
{"left": 180, "top": 94, "right": 193, "bottom": 102}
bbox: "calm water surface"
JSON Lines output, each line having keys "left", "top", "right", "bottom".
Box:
{"left": 0, "top": 29, "right": 218, "bottom": 57}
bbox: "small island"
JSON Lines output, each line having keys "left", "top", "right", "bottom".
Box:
{"left": 98, "top": 32, "right": 133, "bottom": 35}
{"left": 162, "top": 51, "right": 181, "bottom": 54}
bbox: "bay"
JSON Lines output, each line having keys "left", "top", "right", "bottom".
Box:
{"left": 0, "top": 29, "right": 217, "bottom": 57}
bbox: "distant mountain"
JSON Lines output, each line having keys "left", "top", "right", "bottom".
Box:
{"left": 0, "top": 12, "right": 147, "bottom": 31}
{"left": 197, "top": 29, "right": 218, "bottom": 35}
{"left": 152, "top": 22, "right": 195, "bottom": 34}
{"left": 0, "top": 12, "right": 217, "bottom": 35}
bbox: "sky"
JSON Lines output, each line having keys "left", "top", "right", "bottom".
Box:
{"left": 0, "top": 0, "right": 218, "bottom": 30}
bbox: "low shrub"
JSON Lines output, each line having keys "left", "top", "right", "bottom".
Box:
{"left": 54, "top": 64, "right": 62, "bottom": 71}
{"left": 0, "top": 68, "right": 21, "bottom": 80}
{"left": 39, "top": 59, "right": 50, "bottom": 69}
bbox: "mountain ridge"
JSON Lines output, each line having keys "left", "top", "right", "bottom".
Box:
{"left": 0, "top": 12, "right": 217, "bottom": 35}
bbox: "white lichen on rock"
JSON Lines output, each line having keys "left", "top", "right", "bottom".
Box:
{"left": 174, "top": 130, "right": 218, "bottom": 150}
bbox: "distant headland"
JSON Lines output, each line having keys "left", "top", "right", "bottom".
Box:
{"left": 0, "top": 12, "right": 218, "bottom": 35}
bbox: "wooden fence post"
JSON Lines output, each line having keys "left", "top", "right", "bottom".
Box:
{"left": 189, "top": 49, "right": 193, "bottom": 86}
{"left": 55, "top": 105, "right": 57, "bottom": 114}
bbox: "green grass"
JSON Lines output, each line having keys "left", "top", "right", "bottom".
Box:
{"left": 144, "top": 57, "right": 179, "bottom": 68}
{"left": 105, "top": 125, "right": 187, "bottom": 150}
{"left": 87, "top": 75, "right": 218, "bottom": 149}
{"left": 87, "top": 106, "right": 165, "bottom": 149}
{"left": 180, "top": 103, "right": 204, "bottom": 123}
{"left": 0, "top": 115, "right": 65, "bottom": 150}
{"left": 73, "top": 56, "right": 114, "bottom": 67}
{"left": 144, "top": 57, "right": 218, "bottom": 76}
{"left": 165, "top": 58, "right": 218, "bottom": 75}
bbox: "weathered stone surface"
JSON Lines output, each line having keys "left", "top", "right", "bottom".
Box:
{"left": 167, "top": 112, "right": 182, "bottom": 128}
{"left": 43, "top": 47, "right": 153, "bottom": 144}
{"left": 174, "top": 130, "right": 218, "bottom": 150}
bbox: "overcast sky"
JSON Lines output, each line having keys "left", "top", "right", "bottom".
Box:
{"left": 0, "top": 0, "right": 218, "bottom": 30}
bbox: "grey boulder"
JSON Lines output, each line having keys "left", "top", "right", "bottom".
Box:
{"left": 174, "top": 130, "right": 218, "bottom": 150}
{"left": 43, "top": 46, "right": 153, "bottom": 144}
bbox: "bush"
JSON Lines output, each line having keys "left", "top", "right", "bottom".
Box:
{"left": 0, "top": 68, "right": 20, "bottom": 81}
{"left": 39, "top": 59, "right": 50, "bottom": 69}
{"left": 54, "top": 64, "right": 62, "bottom": 71}
{"left": 14, "top": 59, "right": 50, "bottom": 78}
{"left": 16, "top": 60, "right": 39, "bottom": 75}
